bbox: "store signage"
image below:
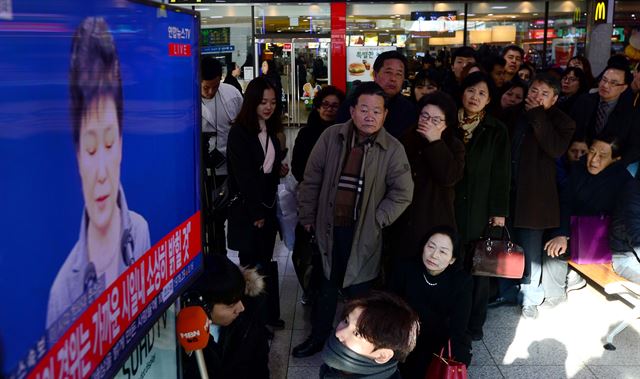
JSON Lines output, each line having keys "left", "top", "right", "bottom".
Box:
{"left": 283, "top": 43, "right": 292, "bottom": 51}
{"left": 593, "top": 0, "right": 608, "bottom": 24}
{"left": 202, "top": 45, "right": 234, "bottom": 53}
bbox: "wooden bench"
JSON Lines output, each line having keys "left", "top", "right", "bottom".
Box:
{"left": 568, "top": 260, "right": 640, "bottom": 350}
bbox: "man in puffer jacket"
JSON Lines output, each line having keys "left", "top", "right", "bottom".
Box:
{"left": 181, "top": 254, "right": 270, "bottom": 379}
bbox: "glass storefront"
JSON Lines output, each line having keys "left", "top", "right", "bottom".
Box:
{"left": 177, "top": 0, "right": 633, "bottom": 125}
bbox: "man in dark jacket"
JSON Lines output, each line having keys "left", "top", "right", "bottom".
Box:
{"left": 570, "top": 63, "right": 640, "bottom": 163}
{"left": 441, "top": 46, "right": 477, "bottom": 104}
{"left": 336, "top": 50, "right": 416, "bottom": 139}
{"left": 506, "top": 74, "right": 575, "bottom": 319}
{"left": 181, "top": 254, "right": 270, "bottom": 379}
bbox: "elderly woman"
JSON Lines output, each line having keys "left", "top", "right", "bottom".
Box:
{"left": 390, "top": 226, "right": 473, "bottom": 378}
{"left": 454, "top": 72, "right": 511, "bottom": 341}
{"left": 388, "top": 92, "right": 464, "bottom": 258}
{"left": 557, "top": 67, "right": 589, "bottom": 114}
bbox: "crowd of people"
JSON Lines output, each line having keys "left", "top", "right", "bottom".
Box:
{"left": 189, "top": 48, "right": 640, "bottom": 378}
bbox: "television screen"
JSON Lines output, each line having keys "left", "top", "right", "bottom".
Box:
{"left": 0, "top": 1, "right": 202, "bottom": 378}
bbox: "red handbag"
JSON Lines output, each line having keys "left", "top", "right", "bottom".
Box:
{"left": 470, "top": 225, "right": 525, "bottom": 279}
{"left": 425, "top": 340, "right": 467, "bottom": 379}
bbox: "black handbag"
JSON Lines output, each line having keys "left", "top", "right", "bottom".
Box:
{"left": 211, "top": 175, "right": 234, "bottom": 210}
{"left": 292, "top": 226, "right": 321, "bottom": 292}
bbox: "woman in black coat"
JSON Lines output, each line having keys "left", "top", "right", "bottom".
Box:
{"left": 224, "top": 61, "right": 243, "bottom": 95}
{"left": 261, "top": 59, "right": 284, "bottom": 116}
{"left": 291, "top": 86, "right": 345, "bottom": 182}
{"left": 390, "top": 226, "right": 473, "bottom": 378}
{"left": 454, "top": 72, "right": 511, "bottom": 340}
{"left": 227, "top": 77, "right": 288, "bottom": 328}
{"left": 387, "top": 92, "right": 464, "bottom": 258}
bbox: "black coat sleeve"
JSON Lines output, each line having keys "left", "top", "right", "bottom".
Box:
{"left": 449, "top": 273, "right": 473, "bottom": 367}
{"left": 292, "top": 127, "right": 312, "bottom": 183}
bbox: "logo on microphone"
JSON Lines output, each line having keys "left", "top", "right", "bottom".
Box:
{"left": 180, "top": 330, "right": 200, "bottom": 340}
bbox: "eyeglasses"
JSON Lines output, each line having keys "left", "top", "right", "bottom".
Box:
{"left": 320, "top": 101, "right": 340, "bottom": 110}
{"left": 419, "top": 112, "right": 444, "bottom": 124}
{"left": 562, "top": 76, "right": 578, "bottom": 83}
{"left": 600, "top": 76, "right": 626, "bottom": 87}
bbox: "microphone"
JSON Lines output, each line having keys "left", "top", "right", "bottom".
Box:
{"left": 177, "top": 306, "right": 210, "bottom": 379}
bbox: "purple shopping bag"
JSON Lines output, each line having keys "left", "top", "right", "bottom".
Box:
{"left": 570, "top": 215, "right": 612, "bottom": 264}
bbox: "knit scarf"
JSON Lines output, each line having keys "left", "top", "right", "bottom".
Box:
{"left": 320, "top": 334, "right": 399, "bottom": 379}
{"left": 334, "top": 128, "right": 372, "bottom": 226}
{"left": 458, "top": 108, "right": 485, "bottom": 144}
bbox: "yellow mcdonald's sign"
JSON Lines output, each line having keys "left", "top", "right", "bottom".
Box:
{"left": 594, "top": 1, "right": 607, "bottom": 23}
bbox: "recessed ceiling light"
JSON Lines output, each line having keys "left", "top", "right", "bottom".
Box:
{"left": 194, "top": 7, "right": 210, "bottom": 11}
{"left": 209, "top": 16, "right": 222, "bottom": 19}
{"left": 488, "top": 13, "right": 494, "bottom": 16}
{"left": 492, "top": 6, "right": 507, "bottom": 9}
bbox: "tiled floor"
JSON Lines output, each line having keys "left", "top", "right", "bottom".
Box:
{"left": 231, "top": 238, "right": 640, "bottom": 379}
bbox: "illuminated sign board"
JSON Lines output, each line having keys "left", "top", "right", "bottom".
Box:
{"left": 593, "top": 0, "right": 608, "bottom": 24}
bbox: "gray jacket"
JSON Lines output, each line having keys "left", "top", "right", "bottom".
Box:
{"left": 46, "top": 186, "right": 150, "bottom": 341}
{"left": 298, "top": 121, "right": 413, "bottom": 287}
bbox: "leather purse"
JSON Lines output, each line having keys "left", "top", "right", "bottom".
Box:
{"left": 425, "top": 340, "right": 468, "bottom": 379}
{"left": 470, "top": 224, "right": 525, "bottom": 279}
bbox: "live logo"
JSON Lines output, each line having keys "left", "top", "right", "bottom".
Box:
{"left": 169, "top": 43, "right": 191, "bottom": 57}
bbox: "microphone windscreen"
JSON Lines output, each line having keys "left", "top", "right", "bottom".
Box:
{"left": 177, "top": 306, "right": 210, "bottom": 351}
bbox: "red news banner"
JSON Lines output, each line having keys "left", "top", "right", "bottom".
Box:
{"left": 31, "top": 212, "right": 201, "bottom": 379}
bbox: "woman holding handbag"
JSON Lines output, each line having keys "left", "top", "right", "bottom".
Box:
{"left": 453, "top": 72, "right": 511, "bottom": 341}
{"left": 389, "top": 226, "right": 472, "bottom": 378}
{"left": 227, "top": 77, "right": 289, "bottom": 330}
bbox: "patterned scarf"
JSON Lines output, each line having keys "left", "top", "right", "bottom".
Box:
{"left": 458, "top": 108, "right": 485, "bottom": 144}
{"left": 334, "top": 128, "right": 373, "bottom": 226}
{"left": 320, "top": 334, "right": 399, "bottom": 379}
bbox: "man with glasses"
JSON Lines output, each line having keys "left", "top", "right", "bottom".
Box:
{"left": 571, "top": 63, "right": 639, "bottom": 163}
{"left": 293, "top": 82, "right": 413, "bottom": 358}
{"left": 337, "top": 51, "right": 416, "bottom": 139}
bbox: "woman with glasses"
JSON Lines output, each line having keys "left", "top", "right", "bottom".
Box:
{"left": 557, "top": 67, "right": 588, "bottom": 114}
{"left": 292, "top": 86, "right": 346, "bottom": 183}
{"left": 387, "top": 92, "right": 464, "bottom": 259}
{"left": 454, "top": 72, "right": 511, "bottom": 341}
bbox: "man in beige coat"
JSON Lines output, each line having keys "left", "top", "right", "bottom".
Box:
{"left": 292, "top": 82, "right": 414, "bottom": 357}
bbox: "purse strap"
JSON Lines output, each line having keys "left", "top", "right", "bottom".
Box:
{"left": 438, "top": 339, "right": 454, "bottom": 359}
{"left": 481, "top": 223, "right": 513, "bottom": 242}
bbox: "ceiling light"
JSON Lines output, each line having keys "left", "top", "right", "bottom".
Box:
{"left": 209, "top": 16, "right": 222, "bottom": 19}
{"left": 488, "top": 13, "right": 494, "bottom": 16}
{"left": 492, "top": 6, "right": 507, "bottom": 9}
{"left": 194, "top": 7, "right": 210, "bottom": 11}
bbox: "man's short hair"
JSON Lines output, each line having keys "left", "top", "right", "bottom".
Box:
{"left": 202, "top": 56, "right": 223, "bottom": 81}
{"left": 532, "top": 73, "right": 561, "bottom": 96}
{"left": 350, "top": 82, "right": 388, "bottom": 109}
{"left": 482, "top": 55, "right": 506, "bottom": 73}
{"left": 501, "top": 44, "right": 525, "bottom": 59}
{"left": 373, "top": 50, "right": 408, "bottom": 77}
{"left": 69, "top": 17, "right": 123, "bottom": 150}
{"left": 451, "top": 46, "right": 476, "bottom": 62}
{"left": 343, "top": 291, "right": 419, "bottom": 362}
{"left": 604, "top": 63, "right": 633, "bottom": 85}
{"left": 184, "top": 254, "right": 245, "bottom": 313}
